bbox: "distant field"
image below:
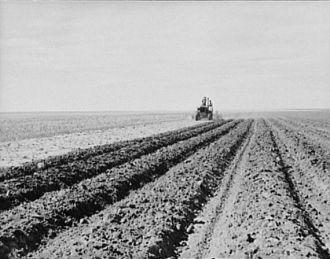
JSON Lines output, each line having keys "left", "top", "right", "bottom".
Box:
{"left": 223, "top": 108, "right": 330, "bottom": 120}
{"left": 0, "top": 111, "right": 192, "bottom": 142}
{"left": 0, "top": 111, "right": 200, "bottom": 167}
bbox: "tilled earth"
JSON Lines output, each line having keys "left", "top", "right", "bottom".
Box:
{"left": 0, "top": 119, "right": 202, "bottom": 168}
{"left": 0, "top": 117, "right": 330, "bottom": 258}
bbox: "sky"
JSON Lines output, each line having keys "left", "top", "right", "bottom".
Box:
{"left": 0, "top": 1, "right": 330, "bottom": 112}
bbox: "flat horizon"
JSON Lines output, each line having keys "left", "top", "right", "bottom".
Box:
{"left": 1, "top": 107, "right": 330, "bottom": 115}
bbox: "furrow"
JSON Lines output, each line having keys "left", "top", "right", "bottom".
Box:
{"left": 268, "top": 119, "right": 330, "bottom": 252}
{"left": 29, "top": 120, "right": 253, "bottom": 259}
{"left": 0, "top": 121, "right": 212, "bottom": 181}
{"left": 267, "top": 122, "right": 330, "bottom": 258}
{"left": 277, "top": 117, "right": 330, "bottom": 143}
{"left": 283, "top": 116, "right": 330, "bottom": 133}
{"left": 269, "top": 118, "right": 330, "bottom": 187}
{"left": 0, "top": 121, "right": 226, "bottom": 211}
{"left": 0, "top": 120, "right": 240, "bottom": 258}
{"left": 179, "top": 119, "right": 256, "bottom": 258}
{"left": 200, "top": 119, "right": 328, "bottom": 259}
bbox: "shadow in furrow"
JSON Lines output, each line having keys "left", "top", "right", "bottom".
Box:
{"left": 268, "top": 127, "right": 330, "bottom": 259}
{"left": 146, "top": 121, "right": 253, "bottom": 259}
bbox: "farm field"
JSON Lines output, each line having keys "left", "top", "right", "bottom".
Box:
{"left": 0, "top": 112, "right": 199, "bottom": 168}
{"left": 0, "top": 111, "right": 330, "bottom": 258}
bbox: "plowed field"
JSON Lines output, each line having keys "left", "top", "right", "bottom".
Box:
{"left": 1, "top": 116, "right": 330, "bottom": 259}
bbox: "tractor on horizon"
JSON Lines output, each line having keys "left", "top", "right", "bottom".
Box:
{"left": 195, "top": 97, "right": 213, "bottom": 121}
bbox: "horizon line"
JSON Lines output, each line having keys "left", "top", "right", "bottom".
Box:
{"left": 1, "top": 107, "right": 330, "bottom": 114}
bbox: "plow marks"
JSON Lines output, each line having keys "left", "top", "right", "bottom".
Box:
{"left": 2, "top": 117, "right": 330, "bottom": 258}
{"left": 0, "top": 119, "right": 244, "bottom": 258}
{"left": 0, "top": 120, "right": 228, "bottom": 211}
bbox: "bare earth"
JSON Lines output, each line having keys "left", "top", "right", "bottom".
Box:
{"left": 1, "top": 111, "right": 330, "bottom": 259}
{"left": 0, "top": 119, "right": 200, "bottom": 168}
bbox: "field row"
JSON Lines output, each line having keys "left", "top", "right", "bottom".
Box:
{"left": 270, "top": 118, "right": 330, "bottom": 183}
{"left": 2, "top": 116, "right": 330, "bottom": 258}
{"left": 277, "top": 117, "right": 330, "bottom": 144}
{"left": 179, "top": 119, "right": 330, "bottom": 258}
{"left": 0, "top": 121, "right": 231, "bottom": 211}
{"left": 280, "top": 115, "right": 330, "bottom": 132}
{"left": 269, "top": 118, "right": 330, "bottom": 252}
{"left": 0, "top": 120, "right": 243, "bottom": 258}
{"left": 0, "top": 121, "right": 215, "bottom": 181}
{"left": 30, "top": 120, "right": 253, "bottom": 258}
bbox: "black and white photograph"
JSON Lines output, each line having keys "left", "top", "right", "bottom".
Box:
{"left": 0, "top": 1, "right": 330, "bottom": 258}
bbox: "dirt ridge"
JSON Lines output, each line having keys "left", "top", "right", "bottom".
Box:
{"left": 268, "top": 118, "right": 330, "bottom": 253}
{"left": 0, "top": 121, "right": 216, "bottom": 181}
{"left": 181, "top": 119, "right": 256, "bottom": 258}
{"left": 0, "top": 120, "right": 239, "bottom": 258}
{"left": 2, "top": 116, "right": 330, "bottom": 259}
{"left": 267, "top": 122, "right": 330, "bottom": 258}
{"left": 0, "top": 121, "right": 229, "bottom": 211}
{"left": 181, "top": 119, "right": 329, "bottom": 258}
{"left": 29, "top": 120, "right": 252, "bottom": 259}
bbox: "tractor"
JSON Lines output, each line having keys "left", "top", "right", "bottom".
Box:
{"left": 195, "top": 97, "right": 213, "bottom": 121}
